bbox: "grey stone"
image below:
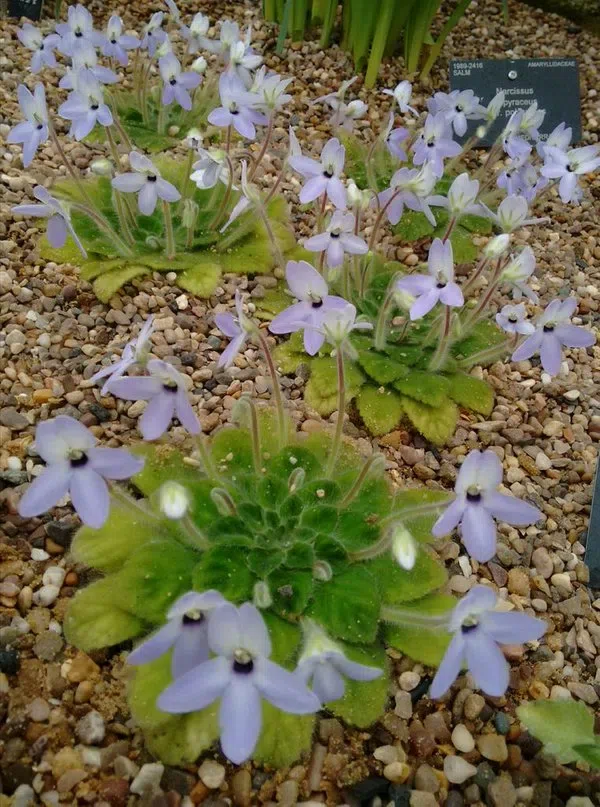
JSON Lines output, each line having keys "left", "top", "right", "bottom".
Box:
{"left": 33, "top": 631, "right": 64, "bottom": 661}
{"left": 76, "top": 710, "right": 106, "bottom": 745}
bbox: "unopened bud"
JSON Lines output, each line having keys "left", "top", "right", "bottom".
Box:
{"left": 313, "top": 560, "right": 333, "bottom": 582}
{"left": 253, "top": 581, "right": 272, "bottom": 609}
{"left": 181, "top": 199, "right": 199, "bottom": 228}
{"left": 191, "top": 56, "right": 208, "bottom": 74}
{"left": 159, "top": 481, "right": 189, "bottom": 519}
{"left": 288, "top": 467, "right": 305, "bottom": 493}
{"left": 90, "top": 158, "right": 113, "bottom": 177}
{"left": 391, "top": 523, "right": 417, "bottom": 571}
{"left": 347, "top": 179, "right": 371, "bottom": 212}
{"left": 210, "top": 488, "right": 237, "bottom": 516}
{"left": 483, "top": 233, "right": 511, "bottom": 259}
{"left": 476, "top": 125, "right": 487, "bottom": 139}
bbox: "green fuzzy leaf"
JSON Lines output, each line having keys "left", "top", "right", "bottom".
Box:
{"left": 392, "top": 208, "right": 435, "bottom": 242}
{"left": 454, "top": 319, "right": 505, "bottom": 361}
{"left": 79, "top": 257, "right": 127, "bottom": 281}
{"left": 391, "top": 489, "right": 450, "bottom": 543}
{"left": 93, "top": 264, "right": 148, "bottom": 302}
{"left": 39, "top": 235, "right": 86, "bottom": 266}
{"left": 286, "top": 542, "right": 315, "bottom": 569}
{"left": 517, "top": 700, "right": 597, "bottom": 764}
{"left": 446, "top": 373, "right": 494, "bottom": 415}
{"left": 130, "top": 444, "right": 193, "bottom": 494}
{"left": 310, "top": 356, "right": 364, "bottom": 398}
{"left": 192, "top": 544, "right": 255, "bottom": 603}
{"left": 248, "top": 549, "right": 285, "bottom": 576}
{"left": 257, "top": 475, "right": 288, "bottom": 509}
{"left": 64, "top": 578, "right": 146, "bottom": 651}
{"left": 357, "top": 351, "right": 408, "bottom": 385}
{"left": 400, "top": 396, "right": 458, "bottom": 445}
{"left": 300, "top": 505, "right": 338, "bottom": 533}
{"left": 308, "top": 566, "right": 380, "bottom": 644}
{"left": 273, "top": 333, "right": 306, "bottom": 374}
{"left": 177, "top": 262, "right": 222, "bottom": 298}
{"left": 328, "top": 643, "right": 390, "bottom": 727}
{"left": 210, "top": 428, "right": 254, "bottom": 475}
{"left": 253, "top": 704, "right": 315, "bottom": 767}
{"left": 304, "top": 379, "right": 339, "bottom": 416}
{"left": 268, "top": 568, "right": 314, "bottom": 618}
{"left": 266, "top": 444, "right": 322, "bottom": 484}
{"left": 255, "top": 287, "right": 294, "bottom": 321}
{"left": 370, "top": 550, "right": 447, "bottom": 605}
{"left": 385, "top": 593, "right": 455, "bottom": 665}
{"left": 394, "top": 370, "right": 450, "bottom": 408}
{"left": 356, "top": 385, "right": 403, "bottom": 435}
{"left": 573, "top": 744, "right": 600, "bottom": 769}
{"left": 115, "top": 541, "right": 195, "bottom": 623}
{"left": 461, "top": 213, "right": 492, "bottom": 234}
{"left": 263, "top": 612, "right": 302, "bottom": 665}
{"left": 449, "top": 225, "right": 478, "bottom": 263}
{"left": 128, "top": 653, "right": 173, "bottom": 729}
{"left": 314, "top": 535, "right": 348, "bottom": 570}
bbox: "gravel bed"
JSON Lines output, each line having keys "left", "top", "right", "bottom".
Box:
{"left": 0, "top": 0, "right": 599, "bottom": 805}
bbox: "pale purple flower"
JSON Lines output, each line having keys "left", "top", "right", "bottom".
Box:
{"left": 227, "top": 40, "right": 263, "bottom": 87}
{"left": 190, "top": 148, "right": 230, "bottom": 190}
{"left": 181, "top": 12, "right": 211, "bottom": 54}
{"left": 58, "top": 74, "right": 113, "bottom": 140}
{"left": 128, "top": 590, "right": 226, "bottom": 678}
{"left": 159, "top": 53, "right": 201, "bottom": 111}
{"left": 313, "top": 76, "right": 358, "bottom": 110}
{"left": 541, "top": 145, "right": 600, "bottom": 204}
{"left": 429, "top": 89, "right": 484, "bottom": 137}
{"left": 18, "top": 415, "right": 143, "bottom": 529}
{"left": 56, "top": 4, "right": 103, "bottom": 56}
{"left": 481, "top": 90, "right": 505, "bottom": 125}
{"left": 512, "top": 298, "right": 596, "bottom": 376}
{"left": 330, "top": 99, "right": 368, "bottom": 132}
{"left": 382, "top": 111, "right": 409, "bottom": 160}
{"left": 7, "top": 84, "right": 48, "bottom": 167}
{"left": 111, "top": 152, "right": 181, "bottom": 216}
{"left": 13, "top": 186, "right": 87, "bottom": 257}
{"left": 383, "top": 80, "right": 417, "bottom": 116}
{"left": 496, "top": 303, "right": 535, "bottom": 336}
{"left": 250, "top": 68, "right": 293, "bottom": 114}
{"left": 484, "top": 195, "right": 547, "bottom": 233}
{"left": 157, "top": 603, "right": 321, "bottom": 764}
{"left": 164, "top": 0, "right": 182, "bottom": 24}
{"left": 288, "top": 137, "right": 347, "bottom": 210}
{"left": 204, "top": 19, "right": 242, "bottom": 57}
{"left": 295, "top": 620, "right": 382, "bottom": 703}
{"left": 219, "top": 160, "right": 262, "bottom": 232}
{"left": 304, "top": 211, "right": 368, "bottom": 269}
{"left": 501, "top": 111, "right": 532, "bottom": 161}
{"left": 140, "top": 12, "right": 166, "bottom": 56}
{"left": 208, "top": 72, "right": 267, "bottom": 140}
{"left": 518, "top": 101, "right": 545, "bottom": 139}
{"left": 215, "top": 290, "right": 256, "bottom": 368}
{"left": 536, "top": 121, "right": 571, "bottom": 160}
{"left": 376, "top": 164, "right": 438, "bottom": 227}
{"left": 109, "top": 359, "right": 200, "bottom": 440}
{"left": 269, "top": 260, "right": 348, "bottom": 354}
{"left": 90, "top": 316, "right": 155, "bottom": 395}
{"left": 316, "top": 303, "right": 373, "bottom": 357}
{"left": 59, "top": 42, "right": 118, "bottom": 89}
{"left": 412, "top": 113, "right": 462, "bottom": 177}
{"left": 101, "top": 15, "right": 139, "bottom": 66}
{"left": 429, "top": 172, "right": 484, "bottom": 219}
{"left": 500, "top": 246, "right": 538, "bottom": 303}
{"left": 431, "top": 449, "right": 541, "bottom": 562}
{"left": 17, "top": 24, "right": 61, "bottom": 73}
{"left": 395, "top": 238, "right": 463, "bottom": 321}
{"left": 430, "top": 586, "right": 546, "bottom": 699}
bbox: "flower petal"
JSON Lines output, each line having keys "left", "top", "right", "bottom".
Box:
{"left": 18, "top": 465, "right": 71, "bottom": 518}
{"left": 70, "top": 468, "right": 110, "bottom": 528}
{"left": 127, "top": 620, "right": 180, "bottom": 666}
{"left": 460, "top": 504, "right": 497, "bottom": 563}
{"left": 511, "top": 331, "right": 543, "bottom": 362}
{"left": 208, "top": 603, "right": 242, "bottom": 657}
{"left": 138, "top": 182, "right": 158, "bottom": 215}
{"left": 109, "top": 376, "right": 162, "bottom": 401}
{"left": 429, "top": 633, "right": 464, "bottom": 698}
{"left": 333, "top": 654, "right": 383, "bottom": 682}
{"left": 484, "top": 492, "right": 541, "bottom": 526}
{"left": 157, "top": 655, "right": 230, "bottom": 712}
{"left": 299, "top": 175, "right": 328, "bottom": 204}
{"left": 410, "top": 289, "right": 440, "bottom": 320}
{"left": 311, "top": 661, "right": 346, "bottom": 702}
{"left": 269, "top": 302, "right": 311, "bottom": 334}
{"left": 254, "top": 658, "right": 321, "bottom": 713}
{"left": 431, "top": 497, "right": 464, "bottom": 537}
{"left": 539, "top": 333, "right": 563, "bottom": 376}
{"left": 238, "top": 603, "right": 271, "bottom": 658}
{"left": 175, "top": 390, "right": 201, "bottom": 435}
{"left": 139, "top": 392, "right": 175, "bottom": 440}
{"left": 88, "top": 447, "right": 144, "bottom": 479}
{"left": 219, "top": 677, "right": 262, "bottom": 764}
{"left": 464, "top": 631, "right": 509, "bottom": 697}
{"left": 555, "top": 324, "right": 595, "bottom": 349}
{"left": 112, "top": 173, "right": 146, "bottom": 193}
{"left": 172, "top": 622, "right": 211, "bottom": 678}
{"left": 482, "top": 612, "right": 546, "bottom": 646}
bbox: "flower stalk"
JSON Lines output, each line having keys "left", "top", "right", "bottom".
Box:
{"left": 162, "top": 200, "right": 176, "bottom": 259}
{"left": 326, "top": 348, "right": 345, "bottom": 476}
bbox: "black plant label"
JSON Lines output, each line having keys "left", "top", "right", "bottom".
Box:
{"left": 8, "top": 0, "right": 44, "bottom": 20}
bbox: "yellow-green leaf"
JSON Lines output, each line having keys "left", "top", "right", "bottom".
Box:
{"left": 400, "top": 395, "right": 458, "bottom": 445}
{"left": 357, "top": 385, "right": 403, "bottom": 435}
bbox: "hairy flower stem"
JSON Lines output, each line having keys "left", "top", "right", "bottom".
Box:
{"left": 315, "top": 193, "right": 327, "bottom": 234}
{"left": 210, "top": 152, "right": 235, "bottom": 230}
{"left": 462, "top": 260, "right": 505, "bottom": 332}
{"left": 326, "top": 349, "right": 346, "bottom": 477}
{"left": 463, "top": 256, "right": 490, "bottom": 296}
{"left": 185, "top": 207, "right": 198, "bottom": 249}
{"left": 264, "top": 162, "right": 285, "bottom": 205}
{"left": 162, "top": 200, "right": 176, "bottom": 259}
{"left": 109, "top": 482, "right": 158, "bottom": 521}
{"left": 140, "top": 60, "right": 154, "bottom": 125}
{"left": 157, "top": 103, "right": 167, "bottom": 135}
{"left": 178, "top": 149, "right": 196, "bottom": 213}
{"left": 442, "top": 215, "right": 457, "bottom": 242}
{"left": 248, "top": 114, "right": 274, "bottom": 181}
{"left": 374, "top": 274, "right": 400, "bottom": 350}
{"left": 180, "top": 514, "right": 210, "bottom": 550}
{"left": 429, "top": 305, "right": 453, "bottom": 371}
{"left": 379, "top": 498, "right": 452, "bottom": 528}
{"left": 106, "top": 129, "right": 135, "bottom": 243}
{"left": 257, "top": 329, "right": 286, "bottom": 447}
{"left": 368, "top": 189, "right": 401, "bottom": 251}
{"left": 71, "top": 202, "right": 134, "bottom": 257}
{"left": 348, "top": 529, "right": 391, "bottom": 561}
{"left": 380, "top": 604, "right": 452, "bottom": 630}
{"left": 194, "top": 435, "right": 220, "bottom": 480}
{"left": 457, "top": 339, "right": 511, "bottom": 368}
{"left": 238, "top": 396, "right": 262, "bottom": 473}
{"left": 339, "top": 453, "right": 384, "bottom": 507}
{"left": 475, "top": 141, "right": 502, "bottom": 182}
{"left": 257, "top": 201, "right": 284, "bottom": 270}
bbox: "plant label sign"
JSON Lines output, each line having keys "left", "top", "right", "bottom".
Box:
{"left": 7, "top": 0, "right": 43, "bottom": 20}
{"left": 586, "top": 462, "right": 600, "bottom": 587}
{"left": 449, "top": 58, "right": 581, "bottom": 146}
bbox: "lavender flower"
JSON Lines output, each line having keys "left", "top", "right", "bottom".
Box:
{"left": 497, "top": 158, "right": 547, "bottom": 203}
{"left": 496, "top": 303, "right": 535, "bottom": 336}
{"left": 541, "top": 145, "right": 600, "bottom": 204}
{"left": 313, "top": 76, "right": 358, "bottom": 110}
{"left": 377, "top": 164, "right": 438, "bottom": 226}
{"left": 208, "top": 73, "right": 267, "bottom": 140}
{"left": 430, "top": 586, "right": 546, "bottom": 698}
{"left": 59, "top": 42, "right": 118, "bottom": 89}
{"left": 395, "top": 239, "right": 463, "bottom": 321}
{"left": 159, "top": 52, "right": 201, "bottom": 111}
{"left": 382, "top": 111, "right": 409, "bottom": 160}
{"left": 190, "top": 148, "right": 230, "bottom": 189}
{"left": 536, "top": 121, "right": 571, "bottom": 160}
{"left": 296, "top": 620, "right": 382, "bottom": 703}
{"left": 431, "top": 450, "right": 541, "bottom": 562}
{"left": 269, "top": 260, "right": 348, "bottom": 354}
{"left": 429, "top": 172, "right": 483, "bottom": 219}
{"left": 128, "top": 590, "right": 226, "bottom": 678}
{"left": 56, "top": 4, "right": 103, "bottom": 56}
{"left": 140, "top": 12, "right": 166, "bottom": 56}
{"left": 157, "top": 602, "right": 321, "bottom": 764}
{"left": 500, "top": 247, "right": 538, "bottom": 302}
{"left": 18, "top": 415, "right": 143, "bottom": 529}
{"left": 215, "top": 290, "right": 256, "bottom": 368}
{"left": 111, "top": 152, "right": 181, "bottom": 216}
{"left": 101, "top": 15, "right": 139, "bottom": 66}
{"left": 382, "top": 80, "right": 417, "bottom": 116}
{"left": 518, "top": 101, "right": 545, "bottom": 139}
{"left": 205, "top": 19, "right": 242, "bottom": 57}
{"left": 109, "top": 359, "right": 200, "bottom": 440}
{"left": 511, "top": 298, "right": 596, "bottom": 376}
{"left": 288, "top": 137, "right": 347, "bottom": 210}
{"left": 481, "top": 90, "right": 505, "bottom": 125}
{"left": 501, "top": 111, "right": 532, "bottom": 161}
{"left": 90, "top": 316, "right": 155, "bottom": 395}
{"left": 317, "top": 303, "right": 373, "bottom": 357}
{"left": 330, "top": 99, "right": 368, "bottom": 132}
{"left": 429, "top": 89, "right": 484, "bottom": 137}
{"left": 485, "top": 195, "right": 547, "bottom": 233}
{"left": 251, "top": 68, "right": 293, "bottom": 114}
{"left": 227, "top": 40, "right": 263, "bottom": 87}
{"left": 304, "top": 211, "right": 368, "bottom": 269}
{"left": 58, "top": 74, "right": 113, "bottom": 140}
{"left": 13, "top": 186, "right": 87, "bottom": 257}
{"left": 181, "top": 12, "right": 211, "bottom": 54}
{"left": 7, "top": 84, "right": 48, "bottom": 167}
{"left": 412, "top": 112, "right": 462, "bottom": 177}
{"left": 17, "top": 24, "right": 61, "bottom": 73}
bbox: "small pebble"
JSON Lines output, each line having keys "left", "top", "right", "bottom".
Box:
{"left": 198, "top": 759, "right": 226, "bottom": 789}
{"left": 399, "top": 670, "right": 420, "bottom": 691}
{"left": 76, "top": 710, "right": 106, "bottom": 745}
{"left": 477, "top": 734, "right": 508, "bottom": 763}
{"left": 131, "top": 763, "right": 164, "bottom": 796}
{"left": 444, "top": 755, "right": 477, "bottom": 785}
{"left": 451, "top": 724, "right": 475, "bottom": 753}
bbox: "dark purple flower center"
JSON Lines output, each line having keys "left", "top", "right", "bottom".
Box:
{"left": 233, "top": 659, "right": 254, "bottom": 674}
{"left": 461, "top": 622, "right": 478, "bottom": 635}
{"left": 543, "top": 323, "right": 555, "bottom": 332}
{"left": 323, "top": 169, "right": 333, "bottom": 178}
{"left": 147, "top": 174, "right": 157, "bottom": 182}
{"left": 455, "top": 104, "right": 463, "bottom": 112}
{"left": 111, "top": 38, "right": 117, "bottom": 44}
{"left": 436, "top": 281, "right": 446, "bottom": 289}
{"left": 182, "top": 611, "right": 204, "bottom": 625}
{"left": 466, "top": 491, "right": 482, "bottom": 503}
{"left": 311, "top": 299, "right": 323, "bottom": 309}
{"left": 36, "top": 123, "right": 44, "bottom": 130}
{"left": 70, "top": 453, "right": 89, "bottom": 468}
{"left": 330, "top": 232, "right": 340, "bottom": 239}
{"left": 169, "top": 78, "right": 177, "bottom": 85}
{"left": 90, "top": 103, "right": 99, "bottom": 111}
{"left": 75, "top": 30, "right": 83, "bottom": 37}
{"left": 427, "top": 139, "right": 435, "bottom": 147}
{"left": 508, "top": 315, "right": 518, "bottom": 323}
{"left": 162, "top": 381, "right": 178, "bottom": 392}
{"left": 566, "top": 164, "right": 574, "bottom": 173}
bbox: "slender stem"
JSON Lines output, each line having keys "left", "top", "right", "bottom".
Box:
{"left": 264, "top": 162, "right": 286, "bottom": 204}
{"left": 257, "top": 329, "right": 286, "bottom": 446}
{"left": 462, "top": 260, "right": 505, "bottom": 332}
{"left": 157, "top": 101, "right": 167, "bottom": 135}
{"left": 178, "top": 514, "right": 210, "bottom": 549}
{"left": 368, "top": 188, "right": 401, "bottom": 251}
{"left": 210, "top": 153, "right": 235, "bottom": 230}
{"left": 442, "top": 215, "right": 457, "bottom": 243}
{"left": 140, "top": 60, "right": 154, "bottom": 125}
{"left": 463, "top": 255, "right": 490, "bottom": 296}
{"left": 349, "top": 528, "right": 392, "bottom": 561}
{"left": 109, "top": 482, "right": 158, "bottom": 521}
{"left": 249, "top": 114, "right": 274, "bottom": 181}
{"left": 326, "top": 348, "right": 345, "bottom": 476}
{"left": 48, "top": 120, "right": 95, "bottom": 209}
{"left": 179, "top": 148, "right": 196, "bottom": 211}
{"left": 315, "top": 192, "right": 327, "bottom": 233}
{"left": 162, "top": 200, "right": 176, "bottom": 259}
{"left": 339, "top": 453, "right": 384, "bottom": 507}
{"left": 458, "top": 339, "right": 511, "bottom": 369}
{"left": 113, "top": 115, "right": 134, "bottom": 152}
{"left": 225, "top": 124, "right": 232, "bottom": 154}
{"left": 379, "top": 499, "right": 452, "bottom": 528}
{"left": 429, "top": 305, "right": 452, "bottom": 371}
{"left": 185, "top": 205, "right": 198, "bottom": 249}
{"left": 381, "top": 604, "right": 452, "bottom": 630}
{"left": 374, "top": 275, "right": 400, "bottom": 350}
{"left": 257, "top": 201, "right": 284, "bottom": 269}
{"left": 71, "top": 202, "right": 134, "bottom": 257}
{"left": 244, "top": 396, "right": 262, "bottom": 473}
{"left": 114, "top": 193, "right": 135, "bottom": 245}
{"left": 194, "top": 435, "right": 219, "bottom": 480}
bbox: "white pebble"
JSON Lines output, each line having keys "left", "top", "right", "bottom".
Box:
{"left": 166, "top": 272, "right": 177, "bottom": 282}
{"left": 42, "top": 566, "right": 66, "bottom": 589}
{"left": 444, "top": 755, "right": 477, "bottom": 784}
{"left": 7, "top": 456, "right": 22, "bottom": 470}
{"left": 49, "top": 620, "right": 62, "bottom": 634}
{"left": 31, "top": 548, "right": 50, "bottom": 561}
{"left": 564, "top": 389, "right": 580, "bottom": 401}
{"left": 399, "top": 670, "right": 420, "bottom": 691}
{"left": 550, "top": 685, "right": 572, "bottom": 701}
{"left": 175, "top": 293, "right": 189, "bottom": 310}
{"left": 33, "top": 585, "right": 60, "bottom": 607}
{"left": 131, "top": 763, "right": 164, "bottom": 796}
{"left": 451, "top": 724, "right": 475, "bottom": 753}
{"left": 535, "top": 452, "right": 552, "bottom": 471}
{"left": 551, "top": 572, "right": 572, "bottom": 592}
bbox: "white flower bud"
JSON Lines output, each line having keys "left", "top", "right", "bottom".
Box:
{"left": 391, "top": 524, "right": 417, "bottom": 571}
{"left": 347, "top": 179, "right": 371, "bottom": 212}
{"left": 181, "top": 199, "right": 199, "bottom": 228}
{"left": 90, "top": 158, "right": 114, "bottom": 177}
{"left": 312, "top": 560, "right": 333, "bottom": 582}
{"left": 253, "top": 581, "right": 272, "bottom": 609}
{"left": 394, "top": 288, "right": 416, "bottom": 312}
{"left": 159, "top": 481, "right": 190, "bottom": 520}
{"left": 483, "top": 233, "right": 511, "bottom": 259}
{"left": 185, "top": 128, "right": 203, "bottom": 149}
{"left": 191, "top": 56, "right": 207, "bottom": 74}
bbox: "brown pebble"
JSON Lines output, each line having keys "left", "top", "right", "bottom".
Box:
{"left": 99, "top": 777, "right": 130, "bottom": 807}
{"left": 75, "top": 680, "right": 94, "bottom": 703}
{"left": 45, "top": 537, "right": 65, "bottom": 555}
{"left": 64, "top": 571, "right": 79, "bottom": 586}
{"left": 232, "top": 769, "right": 252, "bottom": 807}
{"left": 189, "top": 780, "right": 210, "bottom": 804}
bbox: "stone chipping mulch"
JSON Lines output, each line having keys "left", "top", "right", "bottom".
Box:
{"left": 0, "top": 0, "right": 600, "bottom": 804}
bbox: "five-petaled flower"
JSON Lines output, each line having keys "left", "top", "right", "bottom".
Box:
{"left": 190, "top": 148, "right": 231, "bottom": 189}
{"left": 18, "top": 415, "right": 143, "bottom": 528}
{"left": 511, "top": 298, "right": 596, "bottom": 376}
{"left": 17, "top": 23, "right": 61, "bottom": 73}
{"left": 304, "top": 211, "right": 368, "bottom": 269}
{"left": 181, "top": 12, "right": 211, "bottom": 54}
{"left": 395, "top": 238, "right": 463, "bottom": 321}
{"left": 208, "top": 72, "right": 267, "bottom": 140}
{"left": 430, "top": 586, "right": 546, "bottom": 698}
{"left": 288, "top": 137, "right": 347, "bottom": 210}
{"left": 157, "top": 602, "right": 321, "bottom": 764}
{"left": 485, "top": 194, "right": 547, "bottom": 233}
{"left": 500, "top": 246, "right": 538, "bottom": 302}
{"left": 541, "top": 145, "right": 600, "bottom": 204}
{"left": 56, "top": 3, "right": 103, "bottom": 56}
{"left": 377, "top": 164, "right": 438, "bottom": 226}
{"left": 269, "top": 260, "right": 348, "bottom": 354}
{"left": 496, "top": 303, "right": 535, "bottom": 336}
{"left": 412, "top": 112, "right": 462, "bottom": 177}
{"left": 109, "top": 359, "right": 200, "bottom": 440}
{"left": 159, "top": 52, "right": 202, "bottom": 111}
{"left": 316, "top": 303, "right": 373, "bottom": 358}
{"left": 90, "top": 316, "right": 155, "bottom": 395}
{"left": 101, "top": 15, "right": 140, "bottom": 66}
{"left": 111, "top": 152, "right": 181, "bottom": 215}
{"left": 13, "top": 186, "right": 87, "bottom": 257}
{"left": 430, "top": 172, "right": 483, "bottom": 219}
{"left": 140, "top": 12, "right": 167, "bottom": 56}
{"left": 128, "top": 590, "right": 227, "bottom": 678}
{"left": 58, "top": 74, "right": 114, "bottom": 140}
{"left": 7, "top": 84, "right": 49, "bottom": 167}
{"left": 215, "top": 290, "right": 256, "bottom": 368}
{"left": 431, "top": 449, "right": 541, "bottom": 562}
{"left": 429, "top": 89, "right": 484, "bottom": 137}
{"left": 382, "top": 80, "right": 417, "bottom": 116}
